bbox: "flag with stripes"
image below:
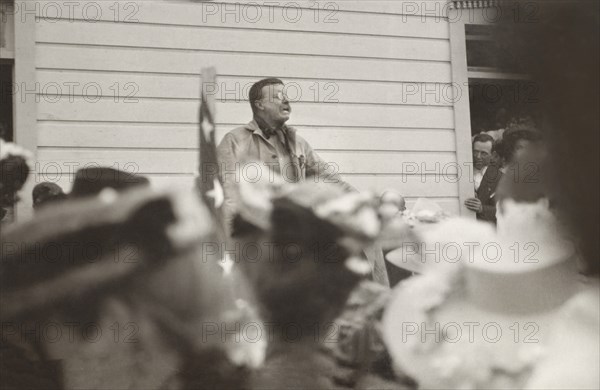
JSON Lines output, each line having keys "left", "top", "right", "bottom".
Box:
{"left": 197, "top": 67, "right": 225, "bottom": 233}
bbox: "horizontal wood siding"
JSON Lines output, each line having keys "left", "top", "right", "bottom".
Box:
{"left": 34, "top": 0, "right": 459, "bottom": 212}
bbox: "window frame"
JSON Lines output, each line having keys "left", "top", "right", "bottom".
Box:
{"left": 448, "top": 1, "right": 532, "bottom": 216}
{"left": 3, "top": 0, "right": 38, "bottom": 221}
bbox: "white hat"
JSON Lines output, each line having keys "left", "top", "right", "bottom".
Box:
{"left": 382, "top": 199, "right": 586, "bottom": 389}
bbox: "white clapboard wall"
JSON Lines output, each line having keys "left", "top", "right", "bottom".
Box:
{"left": 34, "top": 0, "right": 460, "bottom": 213}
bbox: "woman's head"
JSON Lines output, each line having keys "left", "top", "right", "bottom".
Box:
{"left": 502, "top": 126, "right": 543, "bottom": 164}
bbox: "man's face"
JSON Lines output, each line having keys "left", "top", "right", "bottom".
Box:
{"left": 257, "top": 83, "right": 291, "bottom": 125}
{"left": 473, "top": 141, "right": 493, "bottom": 170}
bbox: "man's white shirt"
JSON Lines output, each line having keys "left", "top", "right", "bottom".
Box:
{"left": 474, "top": 165, "right": 488, "bottom": 192}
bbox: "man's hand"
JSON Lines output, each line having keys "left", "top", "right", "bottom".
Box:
{"left": 464, "top": 197, "right": 483, "bottom": 213}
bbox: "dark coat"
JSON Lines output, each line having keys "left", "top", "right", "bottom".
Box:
{"left": 476, "top": 164, "right": 503, "bottom": 223}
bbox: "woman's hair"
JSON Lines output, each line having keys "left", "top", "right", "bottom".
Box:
{"left": 492, "top": 138, "right": 506, "bottom": 162}
{"left": 499, "top": 1, "right": 599, "bottom": 274}
{"left": 502, "top": 126, "right": 543, "bottom": 163}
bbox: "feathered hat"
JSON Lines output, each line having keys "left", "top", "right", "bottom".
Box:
{"left": 230, "top": 171, "right": 414, "bottom": 329}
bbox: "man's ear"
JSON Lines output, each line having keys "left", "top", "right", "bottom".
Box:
{"left": 253, "top": 99, "right": 264, "bottom": 112}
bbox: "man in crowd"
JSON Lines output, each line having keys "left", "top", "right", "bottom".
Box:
{"left": 217, "top": 77, "right": 353, "bottom": 232}
{"left": 464, "top": 133, "right": 502, "bottom": 223}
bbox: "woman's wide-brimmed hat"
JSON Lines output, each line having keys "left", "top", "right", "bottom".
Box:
{"left": 232, "top": 170, "right": 414, "bottom": 268}
{"left": 0, "top": 186, "right": 215, "bottom": 320}
{"left": 382, "top": 198, "right": 586, "bottom": 389}
{"left": 230, "top": 169, "right": 415, "bottom": 331}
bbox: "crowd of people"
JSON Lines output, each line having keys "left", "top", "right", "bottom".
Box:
{"left": 0, "top": 1, "right": 598, "bottom": 389}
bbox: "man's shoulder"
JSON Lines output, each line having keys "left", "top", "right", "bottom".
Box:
{"left": 225, "top": 124, "right": 252, "bottom": 137}
{"left": 219, "top": 124, "right": 253, "bottom": 145}
{"left": 487, "top": 163, "right": 503, "bottom": 175}
{"left": 483, "top": 163, "right": 503, "bottom": 183}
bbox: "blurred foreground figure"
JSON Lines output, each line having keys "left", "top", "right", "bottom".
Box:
{"left": 383, "top": 1, "right": 599, "bottom": 389}
{"left": 0, "top": 181, "right": 263, "bottom": 389}
{"left": 383, "top": 169, "right": 596, "bottom": 388}
{"left": 230, "top": 174, "right": 414, "bottom": 389}
{"left": 70, "top": 167, "right": 150, "bottom": 198}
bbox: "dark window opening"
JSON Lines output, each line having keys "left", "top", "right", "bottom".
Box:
{"left": 0, "top": 63, "right": 13, "bottom": 141}
{"left": 465, "top": 25, "right": 541, "bottom": 136}
{"left": 468, "top": 78, "right": 542, "bottom": 136}
{"left": 1, "top": 62, "right": 14, "bottom": 223}
{"left": 465, "top": 24, "right": 522, "bottom": 73}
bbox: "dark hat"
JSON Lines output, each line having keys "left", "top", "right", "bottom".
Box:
{"left": 70, "top": 167, "right": 149, "bottom": 198}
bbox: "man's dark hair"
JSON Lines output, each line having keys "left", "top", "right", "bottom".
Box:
{"left": 472, "top": 133, "right": 494, "bottom": 146}
{"left": 248, "top": 78, "right": 284, "bottom": 115}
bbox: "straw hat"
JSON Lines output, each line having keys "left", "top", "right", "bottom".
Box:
{"left": 382, "top": 198, "right": 587, "bottom": 389}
